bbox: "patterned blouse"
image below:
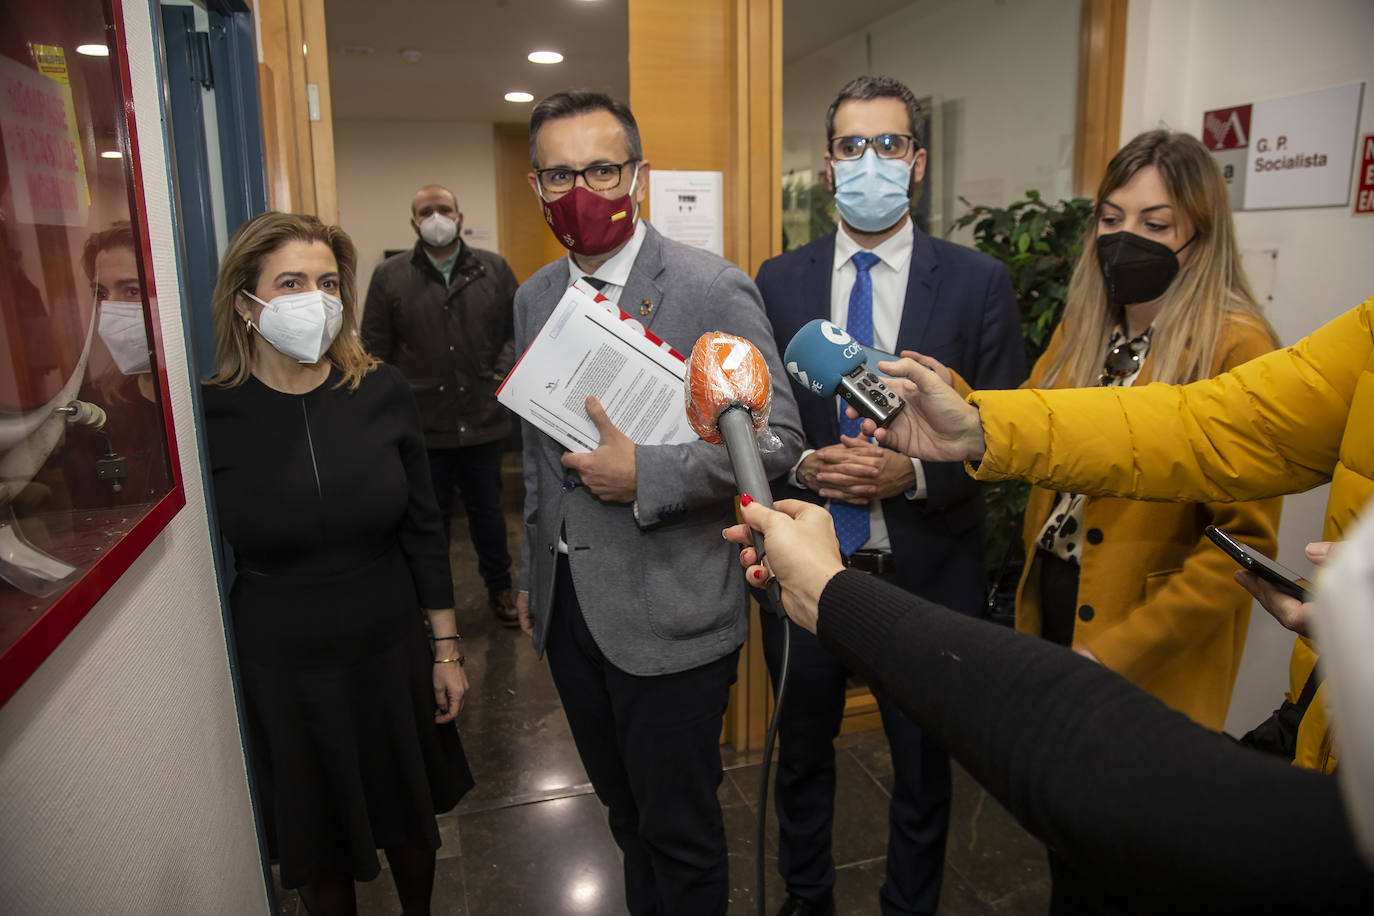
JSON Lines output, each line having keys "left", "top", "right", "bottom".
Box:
{"left": 1034, "top": 326, "right": 1153, "bottom": 563}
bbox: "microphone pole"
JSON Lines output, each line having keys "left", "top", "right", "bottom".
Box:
{"left": 683, "top": 332, "right": 790, "bottom": 916}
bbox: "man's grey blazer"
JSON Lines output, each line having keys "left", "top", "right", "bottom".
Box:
{"left": 515, "top": 223, "right": 804, "bottom": 676}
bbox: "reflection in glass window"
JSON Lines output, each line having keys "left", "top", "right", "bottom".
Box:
{"left": 0, "top": 2, "right": 176, "bottom": 651}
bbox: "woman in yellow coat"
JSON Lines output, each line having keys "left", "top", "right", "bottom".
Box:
{"left": 1013, "top": 130, "right": 1282, "bottom": 730}
{"left": 863, "top": 297, "right": 1374, "bottom": 780}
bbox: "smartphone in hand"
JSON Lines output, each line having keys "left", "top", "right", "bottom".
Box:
{"left": 1205, "top": 526, "right": 1314, "bottom": 602}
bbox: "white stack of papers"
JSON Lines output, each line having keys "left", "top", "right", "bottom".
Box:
{"left": 498, "top": 280, "right": 697, "bottom": 453}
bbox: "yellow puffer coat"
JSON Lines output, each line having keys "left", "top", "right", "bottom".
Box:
{"left": 1014, "top": 318, "right": 1281, "bottom": 730}
{"left": 971, "top": 295, "right": 1374, "bottom": 772}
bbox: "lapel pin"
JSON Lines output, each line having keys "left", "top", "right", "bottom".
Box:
{"left": 639, "top": 299, "right": 654, "bottom": 317}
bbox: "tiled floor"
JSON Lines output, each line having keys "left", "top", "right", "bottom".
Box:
{"left": 272, "top": 456, "right": 1050, "bottom": 915}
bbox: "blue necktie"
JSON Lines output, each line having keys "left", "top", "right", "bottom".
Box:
{"left": 830, "top": 250, "right": 881, "bottom": 557}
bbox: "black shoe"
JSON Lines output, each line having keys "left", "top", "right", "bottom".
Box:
{"left": 489, "top": 589, "right": 520, "bottom": 628}
{"left": 776, "top": 889, "right": 835, "bottom": 916}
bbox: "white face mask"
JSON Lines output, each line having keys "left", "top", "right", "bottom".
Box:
{"left": 243, "top": 289, "right": 344, "bottom": 364}
{"left": 97, "top": 300, "right": 152, "bottom": 375}
{"left": 417, "top": 212, "right": 459, "bottom": 248}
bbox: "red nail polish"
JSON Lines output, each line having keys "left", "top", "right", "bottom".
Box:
{"left": 752, "top": 568, "right": 765, "bottom": 581}
{"left": 740, "top": 494, "right": 754, "bottom": 506}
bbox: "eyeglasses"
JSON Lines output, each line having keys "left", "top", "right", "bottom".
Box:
{"left": 828, "top": 134, "right": 918, "bottom": 161}
{"left": 1100, "top": 334, "right": 1147, "bottom": 384}
{"left": 534, "top": 159, "right": 637, "bottom": 195}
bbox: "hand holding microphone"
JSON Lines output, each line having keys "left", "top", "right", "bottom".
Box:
{"left": 845, "top": 354, "right": 986, "bottom": 463}
{"left": 722, "top": 498, "right": 844, "bottom": 634}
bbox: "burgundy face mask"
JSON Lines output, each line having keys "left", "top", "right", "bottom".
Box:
{"left": 540, "top": 168, "right": 639, "bottom": 256}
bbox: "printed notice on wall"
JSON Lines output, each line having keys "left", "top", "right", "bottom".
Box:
{"left": 497, "top": 280, "right": 694, "bottom": 453}
{"left": 0, "top": 52, "right": 90, "bottom": 226}
{"left": 1203, "top": 83, "right": 1364, "bottom": 211}
{"left": 649, "top": 170, "right": 724, "bottom": 256}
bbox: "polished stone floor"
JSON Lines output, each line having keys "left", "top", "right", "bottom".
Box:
{"left": 272, "top": 456, "right": 1050, "bottom": 915}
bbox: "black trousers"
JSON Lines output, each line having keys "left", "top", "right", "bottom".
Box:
{"left": 545, "top": 555, "right": 739, "bottom": 916}
{"left": 760, "top": 572, "right": 951, "bottom": 916}
{"left": 427, "top": 440, "right": 511, "bottom": 594}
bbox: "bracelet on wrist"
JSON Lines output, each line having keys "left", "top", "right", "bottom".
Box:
{"left": 434, "top": 655, "right": 465, "bottom": 666}
{"left": 431, "top": 634, "right": 461, "bottom": 641}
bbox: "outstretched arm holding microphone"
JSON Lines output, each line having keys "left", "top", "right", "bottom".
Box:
{"left": 722, "top": 497, "right": 1374, "bottom": 912}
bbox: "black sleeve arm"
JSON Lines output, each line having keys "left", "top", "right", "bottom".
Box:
{"left": 816, "top": 570, "right": 1373, "bottom": 913}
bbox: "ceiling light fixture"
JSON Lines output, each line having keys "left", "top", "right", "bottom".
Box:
{"left": 399, "top": 48, "right": 422, "bottom": 64}
{"left": 76, "top": 44, "right": 109, "bottom": 57}
{"left": 100, "top": 150, "right": 122, "bottom": 159}
{"left": 527, "top": 50, "right": 563, "bottom": 65}
{"left": 504, "top": 91, "right": 534, "bottom": 103}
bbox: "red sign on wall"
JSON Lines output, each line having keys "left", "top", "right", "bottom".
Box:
{"left": 1202, "top": 104, "right": 1253, "bottom": 151}
{"left": 1356, "top": 134, "right": 1374, "bottom": 214}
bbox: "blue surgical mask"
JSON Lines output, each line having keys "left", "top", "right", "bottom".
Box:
{"left": 832, "top": 149, "right": 912, "bottom": 233}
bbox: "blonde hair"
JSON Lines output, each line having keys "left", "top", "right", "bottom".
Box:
{"left": 206, "top": 211, "right": 377, "bottom": 391}
{"left": 1040, "top": 130, "right": 1278, "bottom": 388}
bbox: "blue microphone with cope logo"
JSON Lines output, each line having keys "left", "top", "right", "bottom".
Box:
{"left": 782, "top": 319, "right": 905, "bottom": 427}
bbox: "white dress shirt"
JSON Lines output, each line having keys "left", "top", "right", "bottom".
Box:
{"left": 792, "top": 220, "right": 927, "bottom": 552}
{"left": 563, "top": 219, "right": 648, "bottom": 305}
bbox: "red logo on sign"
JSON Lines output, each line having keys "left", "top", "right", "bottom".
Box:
{"left": 1356, "top": 134, "right": 1374, "bottom": 215}
{"left": 1202, "top": 105, "right": 1252, "bottom": 151}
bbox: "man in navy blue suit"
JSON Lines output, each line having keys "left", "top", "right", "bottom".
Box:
{"left": 755, "top": 75, "right": 1026, "bottom": 916}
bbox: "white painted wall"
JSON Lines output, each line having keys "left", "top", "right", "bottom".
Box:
{"left": 334, "top": 119, "right": 502, "bottom": 302}
{"left": 1121, "top": 0, "right": 1374, "bottom": 736}
{"left": 0, "top": 1, "right": 266, "bottom": 912}
{"left": 782, "top": 0, "right": 1081, "bottom": 240}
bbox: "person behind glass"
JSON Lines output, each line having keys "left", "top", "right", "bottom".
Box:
{"left": 753, "top": 75, "right": 1025, "bottom": 916}
{"left": 202, "top": 212, "right": 473, "bottom": 916}
{"left": 361, "top": 184, "right": 520, "bottom": 627}
{"left": 1016, "top": 131, "right": 1282, "bottom": 725}
{"left": 59, "top": 222, "right": 173, "bottom": 508}
{"left": 718, "top": 496, "right": 1374, "bottom": 913}
{"left": 513, "top": 89, "right": 803, "bottom": 915}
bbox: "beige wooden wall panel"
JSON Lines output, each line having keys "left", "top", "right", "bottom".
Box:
{"left": 629, "top": 0, "right": 783, "bottom": 751}
{"left": 256, "top": 0, "right": 336, "bottom": 219}
{"left": 1074, "top": 0, "right": 1128, "bottom": 197}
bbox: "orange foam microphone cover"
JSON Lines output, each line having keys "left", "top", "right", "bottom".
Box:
{"left": 684, "top": 332, "right": 772, "bottom": 444}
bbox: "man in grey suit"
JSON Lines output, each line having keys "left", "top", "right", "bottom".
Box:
{"left": 513, "top": 89, "right": 804, "bottom": 916}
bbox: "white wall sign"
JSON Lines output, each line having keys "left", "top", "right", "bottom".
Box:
{"left": 1203, "top": 82, "right": 1364, "bottom": 211}
{"left": 649, "top": 170, "right": 724, "bottom": 256}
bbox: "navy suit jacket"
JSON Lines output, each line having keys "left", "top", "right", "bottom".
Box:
{"left": 755, "top": 226, "right": 1026, "bottom": 613}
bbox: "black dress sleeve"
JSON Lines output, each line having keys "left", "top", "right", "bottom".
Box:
{"left": 816, "top": 570, "right": 1374, "bottom": 913}
{"left": 382, "top": 366, "right": 453, "bottom": 609}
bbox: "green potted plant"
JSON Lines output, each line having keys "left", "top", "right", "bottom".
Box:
{"left": 947, "top": 190, "right": 1094, "bottom": 623}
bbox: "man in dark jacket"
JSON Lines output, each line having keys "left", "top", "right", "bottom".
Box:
{"left": 361, "top": 184, "right": 520, "bottom": 626}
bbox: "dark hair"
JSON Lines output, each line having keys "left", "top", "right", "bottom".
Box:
{"left": 825, "top": 75, "right": 925, "bottom": 149}
{"left": 528, "top": 89, "right": 642, "bottom": 167}
{"left": 411, "top": 184, "right": 458, "bottom": 216}
{"left": 81, "top": 221, "right": 136, "bottom": 281}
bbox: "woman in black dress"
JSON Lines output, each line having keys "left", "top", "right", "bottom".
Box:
{"left": 202, "top": 211, "right": 472, "bottom": 915}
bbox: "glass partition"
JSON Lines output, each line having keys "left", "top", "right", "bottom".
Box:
{"left": 0, "top": 0, "right": 184, "bottom": 702}
{"left": 782, "top": 0, "right": 1081, "bottom": 246}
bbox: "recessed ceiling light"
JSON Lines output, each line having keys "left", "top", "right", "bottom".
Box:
{"left": 100, "top": 150, "right": 122, "bottom": 159}
{"left": 76, "top": 44, "right": 109, "bottom": 57}
{"left": 527, "top": 50, "right": 563, "bottom": 65}
{"left": 505, "top": 91, "right": 534, "bottom": 103}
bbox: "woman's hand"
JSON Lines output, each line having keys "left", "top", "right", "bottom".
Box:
{"left": 433, "top": 659, "right": 469, "bottom": 723}
{"left": 723, "top": 498, "right": 845, "bottom": 633}
{"left": 850, "top": 356, "right": 985, "bottom": 462}
{"left": 1234, "top": 541, "right": 1333, "bottom": 637}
